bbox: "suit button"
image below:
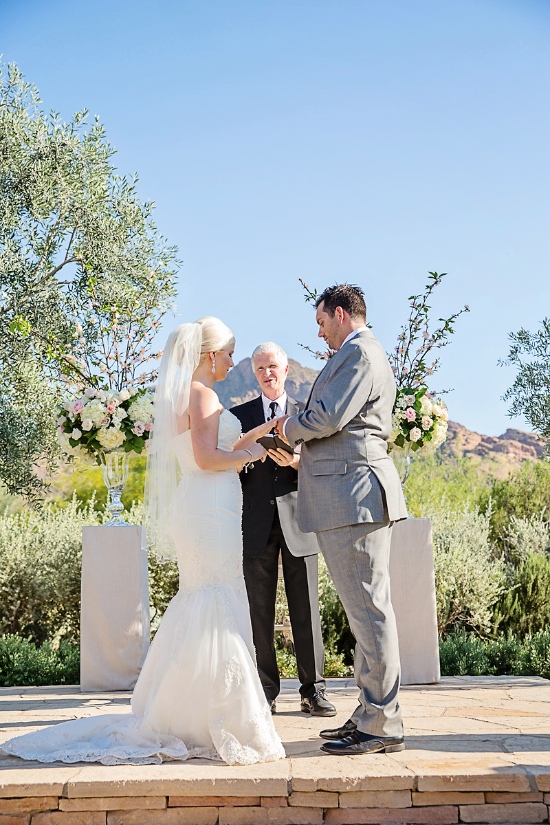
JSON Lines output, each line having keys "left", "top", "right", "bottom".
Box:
{"left": 274, "top": 476, "right": 278, "bottom": 482}
{"left": 270, "top": 499, "right": 275, "bottom": 505}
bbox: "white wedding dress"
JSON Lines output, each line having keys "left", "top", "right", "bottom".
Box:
{"left": 2, "top": 410, "right": 285, "bottom": 766}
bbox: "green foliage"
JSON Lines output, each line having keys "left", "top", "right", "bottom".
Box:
{"left": 0, "top": 635, "right": 79, "bottom": 687}
{"left": 275, "top": 643, "right": 352, "bottom": 678}
{"left": 487, "top": 460, "right": 550, "bottom": 538}
{"left": 148, "top": 554, "right": 179, "bottom": 633}
{"left": 429, "top": 504, "right": 507, "bottom": 635}
{"left": 404, "top": 453, "right": 490, "bottom": 517}
{"left": 49, "top": 457, "right": 147, "bottom": 511}
{"left": 502, "top": 320, "right": 550, "bottom": 450}
{"left": 493, "top": 552, "right": 550, "bottom": 636}
{"left": 440, "top": 630, "right": 550, "bottom": 680}
{"left": 0, "top": 61, "right": 178, "bottom": 499}
{"left": 0, "top": 495, "right": 144, "bottom": 645}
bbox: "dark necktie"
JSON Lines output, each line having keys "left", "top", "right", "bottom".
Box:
{"left": 268, "top": 401, "right": 278, "bottom": 421}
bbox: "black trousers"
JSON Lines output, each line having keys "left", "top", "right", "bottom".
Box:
{"left": 243, "top": 510, "right": 325, "bottom": 701}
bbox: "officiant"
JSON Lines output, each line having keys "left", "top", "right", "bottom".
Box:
{"left": 230, "top": 343, "right": 335, "bottom": 717}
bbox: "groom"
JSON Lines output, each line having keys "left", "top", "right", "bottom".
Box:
{"left": 275, "top": 284, "right": 408, "bottom": 755}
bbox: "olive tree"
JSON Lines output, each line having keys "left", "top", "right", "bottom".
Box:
{"left": 0, "top": 62, "right": 178, "bottom": 499}
{"left": 502, "top": 320, "right": 550, "bottom": 450}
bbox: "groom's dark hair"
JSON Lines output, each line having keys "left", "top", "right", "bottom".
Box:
{"left": 316, "top": 284, "right": 366, "bottom": 320}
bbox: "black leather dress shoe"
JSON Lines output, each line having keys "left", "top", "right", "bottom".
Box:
{"left": 269, "top": 700, "right": 276, "bottom": 714}
{"left": 321, "top": 730, "right": 405, "bottom": 755}
{"left": 319, "top": 718, "right": 357, "bottom": 740}
{"left": 300, "top": 688, "right": 337, "bottom": 717}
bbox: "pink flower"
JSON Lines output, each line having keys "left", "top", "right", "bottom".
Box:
{"left": 106, "top": 402, "right": 118, "bottom": 414}
{"left": 72, "top": 400, "right": 85, "bottom": 415}
{"left": 405, "top": 407, "right": 416, "bottom": 422}
{"left": 145, "top": 422, "right": 154, "bottom": 432}
{"left": 405, "top": 395, "right": 416, "bottom": 405}
{"left": 132, "top": 422, "right": 146, "bottom": 436}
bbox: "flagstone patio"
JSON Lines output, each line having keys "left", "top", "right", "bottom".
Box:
{"left": 1, "top": 676, "right": 549, "bottom": 824}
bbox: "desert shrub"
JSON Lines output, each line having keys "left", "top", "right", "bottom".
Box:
{"left": 500, "top": 514, "right": 550, "bottom": 564}
{"left": 492, "top": 552, "right": 550, "bottom": 636}
{"left": 429, "top": 504, "right": 507, "bottom": 635}
{"left": 0, "top": 635, "right": 79, "bottom": 686}
{"left": 0, "top": 497, "right": 99, "bottom": 644}
{"left": 0, "top": 497, "right": 145, "bottom": 645}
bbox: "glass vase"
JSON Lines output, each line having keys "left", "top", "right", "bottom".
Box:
{"left": 392, "top": 453, "right": 412, "bottom": 506}
{"left": 100, "top": 451, "right": 130, "bottom": 526}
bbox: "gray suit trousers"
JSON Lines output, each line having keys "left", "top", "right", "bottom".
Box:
{"left": 316, "top": 521, "right": 403, "bottom": 738}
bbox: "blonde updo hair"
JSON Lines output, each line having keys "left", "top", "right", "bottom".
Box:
{"left": 195, "top": 316, "right": 235, "bottom": 359}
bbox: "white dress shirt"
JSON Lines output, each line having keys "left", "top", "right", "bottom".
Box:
{"left": 261, "top": 392, "right": 287, "bottom": 422}
{"left": 341, "top": 326, "right": 368, "bottom": 347}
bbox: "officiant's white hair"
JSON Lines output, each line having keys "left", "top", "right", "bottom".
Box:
{"left": 195, "top": 316, "right": 235, "bottom": 357}
{"left": 252, "top": 342, "right": 288, "bottom": 366}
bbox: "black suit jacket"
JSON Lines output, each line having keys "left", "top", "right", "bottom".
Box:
{"left": 230, "top": 396, "right": 320, "bottom": 559}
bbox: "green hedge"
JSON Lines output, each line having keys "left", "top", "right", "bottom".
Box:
{"left": 0, "top": 635, "right": 79, "bottom": 687}
{"left": 1, "top": 631, "right": 548, "bottom": 688}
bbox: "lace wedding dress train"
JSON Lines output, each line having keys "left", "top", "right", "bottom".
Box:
{"left": 1, "top": 411, "right": 285, "bottom": 766}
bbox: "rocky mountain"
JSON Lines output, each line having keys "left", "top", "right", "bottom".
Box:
{"left": 216, "top": 357, "right": 543, "bottom": 477}
{"left": 441, "top": 421, "right": 544, "bottom": 477}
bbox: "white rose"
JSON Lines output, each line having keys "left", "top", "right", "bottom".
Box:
{"left": 421, "top": 416, "right": 432, "bottom": 431}
{"left": 84, "top": 387, "right": 96, "bottom": 398}
{"left": 70, "top": 428, "right": 82, "bottom": 440}
{"left": 420, "top": 396, "right": 433, "bottom": 415}
{"left": 81, "top": 419, "right": 93, "bottom": 431}
{"left": 118, "top": 389, "right": 130, "bottom": 401}
{"left": 410, "top": 427, "right": 422, "bottom": 443}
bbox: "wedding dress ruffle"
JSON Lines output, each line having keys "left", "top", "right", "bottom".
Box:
{"left": 2, "top": 411, "right": 285, "bottom": 766}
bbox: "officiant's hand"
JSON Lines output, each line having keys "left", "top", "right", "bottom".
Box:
{"left": 272, "top": 415, "right": 290, "bottom": 443}
{"left": 267, "top": 447, "right": 299, "bottom": 469}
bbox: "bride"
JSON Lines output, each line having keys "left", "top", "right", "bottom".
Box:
{"left": 1, "top": 317, "right": 286, "bottom": 766}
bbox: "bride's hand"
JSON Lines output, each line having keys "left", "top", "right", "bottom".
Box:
{"left": 249, "top": 419, "right": 277, "bottom": 439}
{"left": 247, "top": 442, "right": 267, "bottom": 463}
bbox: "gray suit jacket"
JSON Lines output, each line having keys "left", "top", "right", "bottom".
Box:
{"left": 285, "top": 329, "right": 408, "bottom": 533}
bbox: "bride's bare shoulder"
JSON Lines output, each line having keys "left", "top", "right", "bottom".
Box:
{"left": 189, "top": 381, "right": 223, "bottom": 416}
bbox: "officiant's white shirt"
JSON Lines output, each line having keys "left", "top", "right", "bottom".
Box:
{"left": 262, "top": 392, "right": 287, "bottom": 422}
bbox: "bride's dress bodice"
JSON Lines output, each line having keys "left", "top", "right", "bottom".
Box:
{"left": 175, "top": 408, "right": 242, "bottom": 472}
{"left": 170, "top": 410, "right": 244, "bottom": 592}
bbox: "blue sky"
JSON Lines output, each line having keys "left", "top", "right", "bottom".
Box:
{"left": 2, "top": 0, "right": 550, "bottom": 434}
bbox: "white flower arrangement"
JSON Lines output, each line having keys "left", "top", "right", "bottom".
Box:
{"left": 57, "top": 386, "right": 154, "bottom": 463}
{"left": 388, "top": 386, "right": 448, "bottom": 457}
